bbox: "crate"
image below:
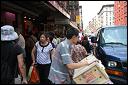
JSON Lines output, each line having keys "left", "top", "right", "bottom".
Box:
{"left": 73, "top": 61, "right": 112, "bottom": 84}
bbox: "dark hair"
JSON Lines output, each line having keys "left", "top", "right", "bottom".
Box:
{"left": 28, "top": 31, "right": 33, "bottom": 35}
{"left": 66, "top": 28, "right": 79, "bottom": 39}
{"left": 46, "top": 32, "right": 55, "bottom": 42}
{"left": 38, "top": 31, "right": 49, "bottom": 40}
{"left": 48, "top": 31, "right": 55, "bottom": 38}
{"left": 84, "top": 36, "right": 88, "bottom": 41}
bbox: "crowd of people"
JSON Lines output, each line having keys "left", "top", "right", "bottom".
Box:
{"left": 1, "top": 25, "right": 95, "bottom": 84}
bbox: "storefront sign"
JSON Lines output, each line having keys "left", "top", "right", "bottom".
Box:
{"left": 76, "top": 15, "right": 80, "bottom": 24}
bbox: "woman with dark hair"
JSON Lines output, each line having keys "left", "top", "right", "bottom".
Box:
{"left": 71, "top": 43, "right": 88, "bottom": 63}
{"left": 31, "top": 32, "right": 54, "bottom": 84}
{"left": 46, "top": 31, "right": 56, "bottom": 48}
{"left": 81, "top": 35, "right": 92, "bottom": 54}
{"left": 25, "top": 30, "right": 37, "bottom": 75}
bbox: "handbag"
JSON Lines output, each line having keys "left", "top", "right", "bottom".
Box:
{"left": 28, "top": 65, "right": 40, "bottom": 84}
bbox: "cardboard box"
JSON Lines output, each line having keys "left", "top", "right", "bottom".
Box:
{"left": 73, "top": 61, "right": 112, "bottom": 84}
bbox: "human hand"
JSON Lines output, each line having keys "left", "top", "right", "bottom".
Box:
{"left": 32, "top": 61, "right": 36, "bottom": 65}
{"left": 86, "top": 54, "right": 98, "bottom": 64}
{"left": 88, "top": 59, "right": 99, "bottom": 65}
{"left": 97, "top": 60, "right": 105, "bottom": 69}
{"left": 80, "top": 58, "right": 89, "bottom": 66}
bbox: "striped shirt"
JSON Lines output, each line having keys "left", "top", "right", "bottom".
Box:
{"left": 35, "top": 41, "right": 53, "bottom": 64}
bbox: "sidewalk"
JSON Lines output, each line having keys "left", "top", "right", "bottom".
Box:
{"left": 15, "top": 75, "right": 22, "bottom": 84}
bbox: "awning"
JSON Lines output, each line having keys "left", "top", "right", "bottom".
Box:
{"left": 55, "top": 18, "right": 79, "bottom": 30}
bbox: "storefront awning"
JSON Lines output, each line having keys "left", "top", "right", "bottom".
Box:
{"left": 55, "top": 19, "right": 78, "bottom": 30}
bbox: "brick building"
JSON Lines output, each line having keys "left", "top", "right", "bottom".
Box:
{"left": 114, "top": 1, "right": 127, "bottom": 25}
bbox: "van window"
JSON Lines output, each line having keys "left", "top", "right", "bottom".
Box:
{"left": 100, "top": 26, "right": 127, "bottom": 45}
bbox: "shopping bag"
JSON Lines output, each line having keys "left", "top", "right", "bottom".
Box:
{"left": 28, "top": 65, "right": 40, "bottom": 84}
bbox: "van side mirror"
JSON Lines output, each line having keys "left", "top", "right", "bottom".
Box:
{"left": 91, "top": 37, "right": 97, "bottom": 43}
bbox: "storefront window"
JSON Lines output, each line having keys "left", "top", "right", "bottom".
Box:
{"left": 23, "top": 15, "right": 40, "bottom": 38}
{"left": 24, "top": 19, "right": 33, "bottom": 36}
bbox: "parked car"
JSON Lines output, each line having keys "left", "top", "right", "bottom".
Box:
{"left": 91, "top": 26, "right": 127, "bottom": 84}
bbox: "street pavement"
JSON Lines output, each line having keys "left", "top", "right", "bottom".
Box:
{"left": 14, "top": 74, "right": 22, "bottom": 84}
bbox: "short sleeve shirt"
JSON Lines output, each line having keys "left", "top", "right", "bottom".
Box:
{"left": 1, "top": 42, "right": 23, "bottom": 79}
{"left": 48, "top": 39, "right": 73, "bottom": 84}
{"left": 17, "top": 34, "right": 25, "bottom": 49}
{"left": 35, "top": 41, "right": 53, "bottom": 64}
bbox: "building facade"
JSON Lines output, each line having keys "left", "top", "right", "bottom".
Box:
{"left": 98, "top": 4, "right": 114, "bottom": 27}
{"left": 114, "top": 1, "right": 127, "bottom": 26}
{"left": 1, "top": 1, "right": 80, "bottom": 38}
{"left": 78, "top": 6, "right": 83, "bottom": 30}
{"left": 86, "top": 4, "right": 114, "bottom": 34}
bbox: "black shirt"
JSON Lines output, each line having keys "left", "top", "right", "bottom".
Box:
{"left": 1, "top": 41, "right": 23, "bottom": 80}
{"left": 82, "top": 40, "right": 91, "bottom": 53}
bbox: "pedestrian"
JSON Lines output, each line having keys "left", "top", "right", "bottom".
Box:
{"left": 25, "top": 30, "right": 38, "bottom": 75}
{"left": 1, "top": 25, "right": 27, "bottom": 84}
{"left": 48, "top": 28, "right": 90, "bottom": 84}
{"left": 14, "top": 28, "right": 26, "bottom": 83}
{"left": 81, "top": 35, "right": 92, "bottom": 54}
{"left": 31, "top": 32, "right": 54, "bottom": 84}
{"left": 47, "top": 31, "right": 56, "bottom": 48}
{"left": 60, "top": 34, "right": 66, "bottom": 42}
{"left": 52, "top": 35, "right": 58, "bottom": 47}
{"left": 15, "top": 28, "right": 26, "bottom": 58}
{"left": 71, "top": 43, "right": 88, "bottom": 63}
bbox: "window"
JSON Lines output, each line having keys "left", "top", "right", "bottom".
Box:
{"left": 106, "top": 8, "right": 108, "bottom": 11}
{"left": 101, "top": 26, "right": 127, "bottom": 45}
{"left": 125, "top": 16, "right": 127, "bottom": 22}
{"left": 106, "top": 17, "right": 107, "bottom": 21}
{"left": 124, "top": 7, "right": 127, "bottom": 14}
{"left": 106, "top": 13, "right": 108, "bottom": 16}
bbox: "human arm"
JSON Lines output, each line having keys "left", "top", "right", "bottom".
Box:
{"left": 50, "top": 48, "right": 56, "bottom": 59}
{"left": 66, "top": 55, "right": 99, "bottom": 70}
{"left": 31, "top": 46, "right": 36, "bottom": 65}
{"left": 67, "top": 45, "right": 89, "bottom": 69}
{"left": 17, "top": 53, "right": 28, "bottom": 84}
{"left": 66, "top": 60, "right": 89, "bottom": 70}
{"left": 60, "top": 44, "right": 89, "bottom": 70}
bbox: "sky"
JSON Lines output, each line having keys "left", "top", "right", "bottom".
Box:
{"left": 79, "top": 1, "right": 114, "bottom": 30}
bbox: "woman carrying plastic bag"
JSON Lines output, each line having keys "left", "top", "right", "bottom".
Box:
{"left": 27, "top": 65, "right": 40, "bottom": 84}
